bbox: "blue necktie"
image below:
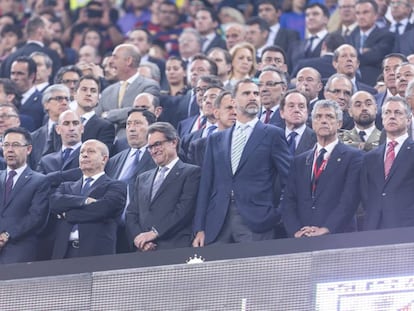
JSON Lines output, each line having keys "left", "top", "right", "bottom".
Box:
{"left": 287, "top": 132, "right": 298, "bottom": 155}
{"left": 62, "top": 148, "right": 73, "bottom": 163}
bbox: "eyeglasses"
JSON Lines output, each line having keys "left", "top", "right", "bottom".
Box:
{"left": 390, "top": 0, "right": 409, "bottom": 6}
{"left": 3, "top": 142, "right": 29, "bottom": 149}
{"left": 0, "top": 114, "right": 18, "bottom": 119}
{"left": 48, "top": 96, "right": 70, "bottom": 103}
{"left": 339, "top": 5, "right": 355, "bottom": 9}
{"left": 147, "top": 140, "right": 170, "bottom": 152}
{"left": 62, "top": 79, "right": 79, "bottom": 85}
{"left": 257, "top": 81, "right": 285, "bottom": 88}
{"left": 327, "top": 89, "right": 352, "bottom": 97}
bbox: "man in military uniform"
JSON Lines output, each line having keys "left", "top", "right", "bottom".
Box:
{"left": 339, "top": 91, "right": 381, "bottom": 152}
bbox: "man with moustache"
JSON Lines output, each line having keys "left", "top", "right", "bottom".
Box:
{"left": 339, "top": 91, "right": 381, "bottom": 151}
{"left": 193, "top": 78, "right": 290, "bottom": 246}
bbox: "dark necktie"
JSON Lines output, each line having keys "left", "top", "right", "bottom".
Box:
{"left": 316, "top": 148, "right": 327, "bottom": 171}
{"left": 206, "top": 125, "right": 217, "bottom": 136}
{"left": 358, "top": 131, "right": 366, "bottom": 142}
{"left": 199, "top": 116, "right": 207, "bottom": 130}
{"left": 264, "top": 109, "right": 272, "bottom": 124}
{"left": 4, "top": 170, "right": 16, "bottom": 204}
{"left": 312, "top": 148, "right": 327, "bottom": 195}
{"left": 305, "top": 36, "right": 317, "bottom": 57}
{"left": 81, "top": 177, "right": 93, "bottom": 195}
{"left": 344, "top": 27, "right": 350, "bottom": 36}
{"left": 62, "top": 148, "right": 73, "bottom": 163}
{"left": 120, "top": 150, "right": 141, "bottom": 182}
{"left": 151, "top": 167, "right": 169, "bottom": 200}
{"left": 394, "top": 22, "right": 402, "bottom": 35}
{"left": 287, "top": 131, "right": 298, "bottom": 155}
{"left": 384, "top": 141, "right": 397, "bottom": 178}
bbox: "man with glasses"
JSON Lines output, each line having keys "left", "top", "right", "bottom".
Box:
{"left": 30, "top": 84, "right": 70, "bottom": 169}
{"left": 54, "top": 65, "right": 83, "bottom": 108}
{"left": 0, "top": 127, "right": 50, "bottom": 264}
{"left": 324, "top": 73, "right": 355, "bottom": 129}
{"left": 258, "top": 67, "right": 287, "bottom": 127}
{"left": 126, "top": 122, "right": 200, "bottom": 251}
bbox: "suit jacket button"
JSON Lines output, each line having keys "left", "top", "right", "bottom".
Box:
{"left": 382, "top": 192, "right": 386, "bottom": 196}
{"left": 311, "top": 206, "right": 316, "bottom": 210}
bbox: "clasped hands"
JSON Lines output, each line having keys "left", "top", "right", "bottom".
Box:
{"left": 294, "top": 226, "right": 329, "bottom": 238}
{"left": 134, "top": 231, "right": 158, "bottom": 252}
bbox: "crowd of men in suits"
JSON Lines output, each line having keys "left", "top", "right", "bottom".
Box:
{"left": 0, "top": 0, "right": 414, "bottom": 264}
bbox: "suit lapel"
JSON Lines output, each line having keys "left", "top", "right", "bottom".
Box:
{"left": 223, "top": 127, "right": 234, "bottom": 177}
{"left": 385, "top": 138, "right": 413, "bottom": 184}
{"left": 4, "top": 167, "right": 32, "bottom": 208}
{"left": 236, "top": 122, "right": 266, "bottom": 174}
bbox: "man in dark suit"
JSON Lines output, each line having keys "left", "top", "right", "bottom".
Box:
{"left": 106, "top": 109, "right": 157, "bottom": 252}
{"left": 280, "top": 90, "right": 317, "bottom": 155}
{"left": 257, "top": 0, "right": 300, "bottom": 63}
{"left": 389, "top": 0, "right": 414, "bottom": 52}
{"left": 361, "top": 97, "right": 414, "bottom": 230}
{"left": 50, "top": 139, "right": 127, "bottom": 259}
{"left": 332, "top": 44, "right": 377, "bottom": 94}
{"left": 289, "top": 3, "right": 330, "bottom": 72}
{"left": 258, "top": 67, "right": 287, "bottom": 128}
{"left": 0, "top": 127, "right": 50, "bottom": 264}
{"left": 292, "top": 33, "right": 345, "bottom": 80}
{"left": 126, "top": 122, "right": 200, "bottom": 251}
{"left": 194, "top": 7, "right": 226, "bottom": 54}
{"left": 295, "top": 67, "right": 324, "bottom": 114}
{"left": 187, "top": 91, "right": 237, "bottom": 167}
{"left": 193, "top": 79, "right": 291, "bottom": 246}
{"left": 281, "top": 100, "right": 363, "bottom": 238}
{"left": 347, "top": 0, "right": 395, "bottom": 86}
{"left": 0, "top": 16, "right": 61, "bottom": 81}
{"left": 30, "top": 84, "right": 70, "bottom": 169}
{"left": 96, "top": 44, "right": 160, "bottom": 139}
{"left": 395, "top": 28, "right": 414, "bottom": 55}
{"left": 10, "top": 56, "right": 44, "bottom": 130}
{"left": 74, "top": 75, "right": 115, "bottom": 152}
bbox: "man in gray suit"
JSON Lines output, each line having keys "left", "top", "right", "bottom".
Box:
{"left": 96, "top": 44, "right": 160, "bottom": 138}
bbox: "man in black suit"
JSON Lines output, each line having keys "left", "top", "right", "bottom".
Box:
{"left": 347, "top": 0, "right": 395, "bottom": 86}
{"left": 258, "top": 45, "right": 289, "bottom": 75}
{"left": 389, "top": 0, "right": 413, "bottom": 52}
{"left": 289, "top": 3, "right": 330, "bottom": 71}
{"left": 295, "top": 67, "right": 324, "bottom": 112}
{"left": 74, "top": 75, "right": 115, "bottom": 152}
{"left": 50, "top": 139, "right": 127, "bottom": 259}
{"left": 194, "top": 7, "right": 227, "bottom": 54}
{"left": 0, "top": 127, "right": 50, "bottom": 264}
{"left": 332, "top": 44, "right": 377, "bottom": 94}
{"left": 10, "top": 56, "right": 44, "bottom": 130}
{"left": 246, "top": 17, "right": 271, "bottom": 60}
{"left": 187, "top": 90, "right": 237, "bottom": 167}
{"left": 258, "top": 67, "right": 287, "bottom": 127}
{"left": 126, "top": 122, "right": 200, "bottom": 251}
{"left": 105, "top": 109, "right": 157, "bottom": 253}
{"left": 280, "top": 90, "right": 317, "bottom": 155}
{"left": 30, "top": 84, "right": 70, "bottom": 168}
{"left": 258, "top": 0, "right": 300, "bottom": 63}
{"left": 292, "top": 33, "right": 345, "bottom": 80}
{"left": 0, "top": 16, "right": 61, "bottom": 80}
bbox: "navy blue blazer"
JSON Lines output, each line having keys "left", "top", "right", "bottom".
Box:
{"left": 280, "top": 143, "right": 363, "bottom": 237}
{"left": 362, "top": 138, "right": 414, "bottom": 230}
{"left": 179, "top": 128, "right": 203, "bottom": 162}
{"left": 177, "top": 115, "right": 199, "bottom": 138}
{"left": 0, "top": 167, "right": 50, "bottom": 264}
{"left": 51, "top": 174, "right": 127, "bottom": 259}
{"left": 82, "top": 114, "right": 115, "bottom": 152}
{"left": 193, "top": 121, "right": 291, "bottom": 244}
{"left": 187, "top": 137, "right": 208, "bottom": 167}
{"left": 291, "top": 54, "right": 336, "bottom": 80}
{"left": 126, "top": 160, "right": 201, "bottom": 250}
{"left": 295, "top": 126, "right": 317, "bottom": 155}
{"left": 20, "top": 89, "right": 44, "bottom": 130}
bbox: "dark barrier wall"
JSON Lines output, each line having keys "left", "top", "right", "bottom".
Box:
{"left": 1, "top": 228, "right": 414, "bottom": 310}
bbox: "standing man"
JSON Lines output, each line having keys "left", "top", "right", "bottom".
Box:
{"left": 74, "top": 75, "right": 115, "bottom": 152}
{"left": 105, "top": 109, "right": 157, "bottom": 253}
{"left": 193, "top": 78, "right": 291, "bottom": 246}
{"left": 194, "top": 7, "right": 226, "bottom": 53}
{"left": 96, "top": 44, "right": 160, "bottom": 138}
{"left": 30, "top": 52, "right": 52, "bottom": 93}
{"left": 281, "top": 100, "right": 363, "bottom": 237}
{"left": 0, "top": 127, "right": 50, "bottom": 264}
{"left": 10, "top": 56, "right": 44, "bottom": 129}
{"left": 50, "top": 139, "right": 126, "bottom": 259}
{"left": 126, "top": 122, "right": 200, "bottom": 251}
{"left": 362, "top": 97, "right": 414, "bottom": 230}
{"left": 339, "top": 90, "right": 381, "bottom": 151}
{"left": 280, "top": 90, "right": 317, "bottom": 155}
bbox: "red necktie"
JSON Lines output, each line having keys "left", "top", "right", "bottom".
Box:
{"left": 4, "top": 170, "right": 16, "bottom": 204}
{"left": 264, "top": 110, "right": 272, "bottom": 124}
{"left": 384, "top": 141, "right": 397, "bottom": 178}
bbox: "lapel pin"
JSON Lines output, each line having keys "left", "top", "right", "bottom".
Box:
{"left": 337, "top": 158, "right": 341, "bottom": 162}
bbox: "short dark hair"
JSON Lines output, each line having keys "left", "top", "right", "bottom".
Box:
{"left": 382, "top": 53, "right": 408, "bottom": 69}
{"left": 356, "top": 0, "right": 378, "bottom": 13}
{"left": 306, "top": 3, "right": 330, "bottom": 18}
{"left": 13, "top": 56, "right": 37, "bottom": 78}
{"left": 208, "top": 47, "right": 232, "bottom": 65}
{"left": 261, "top": 45, "right": 287, "bottom": 64}
{"left": 246, "top": 16, "right": 270, "bottom": 32}
{"left": 214, "top": 90, "right": 232, "bottom": 109}
{"left": 0, "top": 78, "right": 21, "bottom": 107}
{"left": 26, "top": 16, "right": 46, "bottom": 38}
{"left": 128, "top": 108, "right": 157, "bottom": 125}
{"left": 147, "top": 122, "right": 180, "bottom": 150}
{"left": 1, "top": 23, "right": 23, "bottom": 39}
{"left": 258, "top": 0, "right": 282, "bottom": 11}
{"left": 324, "top": 33, "right": 346, "bottom": 53}
{"left": 77, "top": 74, "right": 101, "bottom": 92}
{"left": 4, "top": 127, "right": 32, "bottom": 145}
{"left": 280, "top": 89, "right": 309, "bottom": 111}
{"left": 198, "top": 7, "right": 220, "bottom": 24}
{"left": 232, "top": 78, "right": 256, "bottom": 98}
{"left": 198, "top": 75, "right": 224, "bottom": 88}
{"left": 131, "top": 28, "right": 153, "bottom": 44}
{"left": 191, "top": 54, "right": 218, "bottom": 76}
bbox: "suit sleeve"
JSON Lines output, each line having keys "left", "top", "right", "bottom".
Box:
{"left": 65, "top": 181, "right": 126, "bottom": 222}
{"left": 4, "top": 176, "right": 50, "bottom": 240}
{"left": 125, "top": 175, "right": 146, "bottom": 245}
{"left": 271, "top": 127, "right": 291, "bottom": 191}
{"left": 359, "top": 31, "right": 395, "bottom": 66}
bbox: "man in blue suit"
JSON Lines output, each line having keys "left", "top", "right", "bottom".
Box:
{"left": 281, "top": 100, "right": 363, "bottom": 238}
{"left": 0, "top": 127, "right": 50, "bottom": 264}
{"left": 362, "top": 97, "right": 414, "bottom": 230}
{"left": 193, "top": 78, "right": 291, "bottom": 246}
